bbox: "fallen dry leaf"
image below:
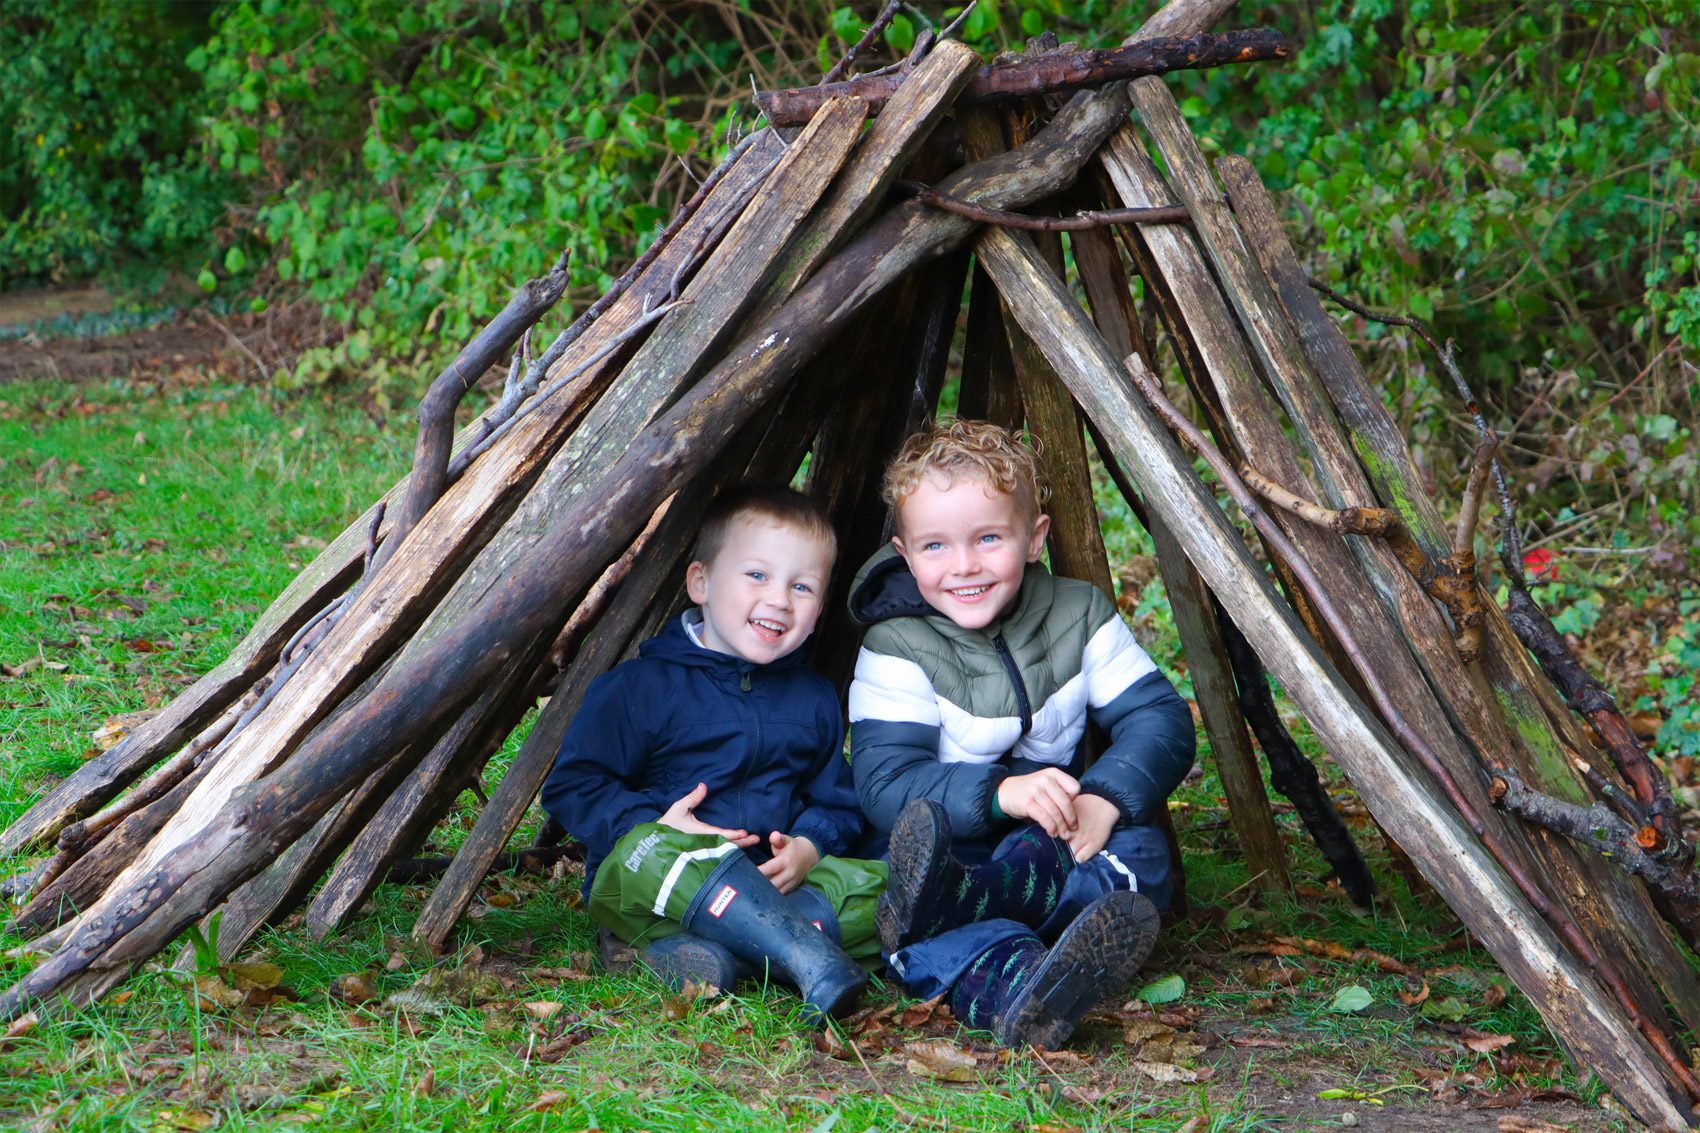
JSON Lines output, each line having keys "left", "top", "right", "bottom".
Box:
{"left": 1122, "top": 1019, "right": 1175, "bottom": 1045}
{"left": 528, "top": 1089, "right": 569, "bottom": 1113}
{"left": 903, "top": 1039, "right": 979, "bottom": 1082}
{"left": 523, "top": 1001, "right": 563, "bottom": 1021}
{"left": 413, "top": 1068, "right": 435, "bottom": 1097}
{"left": 1463, "top": 1032, "right": 1516, "bottom": 1054}
{"left": 1131, "top": 1059, "right": 1212, "bottom": 1083}
{"left": 1398, "top": 977, "right": 1431, "bottom": 1007}
{"left": 0, "top": 1011, "right": 39, "bottom": 1049}
{"left": 328, "top": 972, "right": 380, "bottom": 1004}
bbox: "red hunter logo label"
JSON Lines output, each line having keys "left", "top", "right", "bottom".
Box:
{"left": 708, "top": 885, "right": 738, "bottom": 917}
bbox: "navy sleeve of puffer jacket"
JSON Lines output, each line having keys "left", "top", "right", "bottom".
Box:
{"left": 540, "top": 668, "right": 661, "bottom": 868}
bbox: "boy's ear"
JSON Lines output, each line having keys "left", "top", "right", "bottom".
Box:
{"left": 685, "top": 560, "right": 710, "bottom": 604}
{"left": 890, "top": 534, "right": 913, "bottom": 568}
{"left": 1025, "top": 513, "right": 1052, "bottom": 562}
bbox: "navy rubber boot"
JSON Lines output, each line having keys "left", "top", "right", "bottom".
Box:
{"left": 878, "top": 799, "right": 1071, "bottom": 953}
{"left": 641, "top": 932, "right": 743, "bottom": 992}
{"left": 989, "top": 889, "right": 1160, "bottom": 1049}
{"left": 682, "top": 853, "right": 867, "bottom": 1021}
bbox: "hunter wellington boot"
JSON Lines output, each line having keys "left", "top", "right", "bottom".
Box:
{"left": 879, "top": 799, "right": 1071, "bottom": 953}
{"left": 950, "top": 889, "right": 1160, "bottom": 1049}
{"left": 681, "top": 852, "right": 868, "bottom": 1020}
{"left": 643, "top": 884, "right": 845, "bottom": 993}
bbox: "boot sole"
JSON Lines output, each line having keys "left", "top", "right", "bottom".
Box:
{"left": 641, "top": 935, "right": 743, "bottom": 993}
{"left": 876, "top": 800, "right": 953, "bottom": 954}
{"left": 995, "top": 890, "right": 1160, "bottom": 1050}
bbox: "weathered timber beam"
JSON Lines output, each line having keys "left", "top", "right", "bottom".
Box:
{"left": 972, "top": 224, "right": 1694, "bottom": 1130}
{"left": 0, "top": 82, "right": 1136, "bottom": 1017}
{"left": 756, "top": 28, "right": 1288, "bottom": 126}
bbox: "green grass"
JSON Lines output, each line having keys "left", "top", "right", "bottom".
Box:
{"left": 0, "top": 374, "right": 1630, "bottom": 1132}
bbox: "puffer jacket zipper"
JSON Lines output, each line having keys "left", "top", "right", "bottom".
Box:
{"left": 992, "top": 632, "right": 1033, "bottom": 736}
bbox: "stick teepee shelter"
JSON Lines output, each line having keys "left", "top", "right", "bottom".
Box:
{"left": 5, "top": 1, "right": 1698, "bottom": 1126}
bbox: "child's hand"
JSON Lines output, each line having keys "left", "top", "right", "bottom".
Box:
{"left": 996, "top": 768, "right": 1081, "bottom": 837}
{"left": 1063, "top": 793, "right": 1121, "bottom": 862}
{"left": 758, "top": 831, "right": 820, "bottom": 894}
{"left": 658, "top": 782, "right": 760, "bottom": 847}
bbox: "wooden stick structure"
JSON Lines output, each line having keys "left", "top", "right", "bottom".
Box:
{"left": 5, "top": 2, "right": 1699, "bottom": 1125}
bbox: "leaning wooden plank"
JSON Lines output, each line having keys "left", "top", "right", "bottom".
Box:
{"left": 1134, "top": 79, "right": 1695, "bottom": 1037}
{"left": 1099, "top": 124, "right": 1520, "bottom": 844}
{"left": 0, "top": 77, "right": 1138, "bottom": 1020}
{"left": 755, "top": 42, "right": 980, "bottom": 313}
{"left": 1067, "top": 200, "right": 1290, "bottom": 897}
{"left": 973, "top": 224, "right": 1693, "bottom": 1131}
{"left": 1214, "top": 150, "right": 1700, "bottom": 1035}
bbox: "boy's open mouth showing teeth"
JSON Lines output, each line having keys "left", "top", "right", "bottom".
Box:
{"left": 949, "top": 585, "right": 991, "bottom": 598}
{"left": 751, "top": 619, "right": 787, "bottom": 637}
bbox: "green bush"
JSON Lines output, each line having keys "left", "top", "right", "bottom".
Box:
{"left": 0, "top": 0, "right": 230, "bottom": 284}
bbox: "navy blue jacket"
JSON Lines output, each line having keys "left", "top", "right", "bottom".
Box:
{"left": 542, "top": 612, "right": 861, "bottom": 887}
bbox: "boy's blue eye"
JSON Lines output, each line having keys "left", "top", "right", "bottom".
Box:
{"left": 747, "top": 570, "right": 766, "bottom": 582}
{"left": 979, "top": 533, "right": 1001, "bottom": 544}
{"left": 922, "top": 541, "right": 943, "bottom": 552}
{"left": 792, "top": 582, "right": 813, "bottom": 594}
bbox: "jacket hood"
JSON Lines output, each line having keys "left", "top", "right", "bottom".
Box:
{"left": 638, "top": 610, "right": 812, "bottom": 673}
{"left": 847, "top": 544, "right": 934, "bottom": 625}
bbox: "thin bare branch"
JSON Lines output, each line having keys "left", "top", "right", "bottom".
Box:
{"left": 899, "top": 181, "right": 1189, "bottom": 230}
{"left": 823, "top": 0, "right": 901, "bottom": 83}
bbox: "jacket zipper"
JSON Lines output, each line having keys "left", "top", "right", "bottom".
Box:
{"left": 740, "top": 668, "right": 756, "bottom": 833}
{"left": 992, "top": 632, "right": 1033, "bottom": 736}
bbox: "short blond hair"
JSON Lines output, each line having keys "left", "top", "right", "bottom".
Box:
{"left": 882, "top": 419, "right": 1049, "bottom": 520}
{"left": 693, "top": 484, "right": 837, "bottom": 567}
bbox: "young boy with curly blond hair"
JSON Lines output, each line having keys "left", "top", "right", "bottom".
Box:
{"left": 847, "top": 419, "right": 1195, "bottom": 1048}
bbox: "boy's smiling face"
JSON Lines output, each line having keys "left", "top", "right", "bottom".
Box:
{"left": 892, "top": 472, "right": 1050, "bottom": 630}
{"left": 686, "top": 516, "right": 833, "bottom": 664}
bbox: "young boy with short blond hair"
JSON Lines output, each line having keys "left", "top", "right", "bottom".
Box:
{"left": 848, "top": 419, "right": 1195, "bottom": 1047}
{"left": 543, "top": 485, "right": 885, "bottom": 1021}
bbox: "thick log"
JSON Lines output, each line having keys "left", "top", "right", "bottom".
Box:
{"left": 1210, "top": 145, "right": 1700, "bottom": 1034}
{"left": 303, "top": 674, "right": 533, "bottom": 940}
{"left": 1126, "top": 83, "right": 1686, "bottom": 1035}
{"left": 388, "top": 101, "right": 868, "bottom": 683}
{"left": 973, "top": 224, "right": 1693, "bottom": 1130}
{"left": 756, "top": 29, "right": 1288, "bottom": 126}
{"left": 0, "top": 134, "right": 769, "bottom": 858}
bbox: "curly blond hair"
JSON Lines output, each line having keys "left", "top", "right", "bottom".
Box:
{"left": 882, "top": 419, "right": 1049, "bottom": 521}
